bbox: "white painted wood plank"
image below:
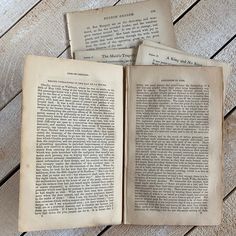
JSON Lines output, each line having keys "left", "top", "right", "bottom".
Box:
{"left": 0, "top": 0, "right": 40, "bottom": 37}
{"left": 118, "top": 0, "right": 198, "bottom": 22}
{"left": 0, "top": 47, "right": 69, "bottom": 181}
{"left": 170, "top": 0, "right": 197, "bottom": 21}
{"left": 0, "top": 94, "right": 21, "bottom": 180}
{"left": 214, "top": 38, "right": 236, "bottom": 114}
{"left": 0, "top": 171, "right": 105, "bottom": 236}
{"left": 175, "top": 0, "right": 236, "bottom": 57}
{"left": 0, "top": 0, "right": 118, "bottom": 110}
{"left": 0, "top": 0, "right": 202, "bottom": 111}
{"left": 0, "top": 172, "right": 20, "bottom": 236}
{"left": 187, "top": 190, "right": 236, "bottom": 236}
{"left": 103, "top": 224, "right": 191, "bottom": 236}
{"left": 223, "top": 109, "right": 236, "bottom": 195}
{"left": 174, "top": 0, "right": 236, "bottom": 115}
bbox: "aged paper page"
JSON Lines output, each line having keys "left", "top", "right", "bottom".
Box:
{"left": 142, "top": 39, "right": 182, "bottom": 53}
{"left": 125, "top": 66, "right": 223, "bottom": 225}
{"left": 136, "top": 44, "right": 231, "bottom": 95}
{"left": 74, "top": 48, "right": 137, "bottom": 65}
{"left": 19, "top": 56, "right": 123, "bottom": 231}
{"left": 67, "top": 0, "right": 176, "bottom": 55}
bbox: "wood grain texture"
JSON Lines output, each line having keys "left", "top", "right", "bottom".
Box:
{"left": 103, "top": 224, "right": 191, "bottom": 236}
{"left": 0, "top": 0, "right": 40, "bottom": 37}
{"left": 170, "top": 0, "right": 197, "bottom": 21}
{"left": 118, "top": 0, "right": 198, "bottom": 21}
{"left": 0, "top": 171, "right": 105, "bottom": 236}
{"left": 175, "top": 0, "right": 236, "bottom": 57}
{"left": 223, "top": 109, "right": 236, "bottom": 195}
{"left": 174, "top": 0, "right": 236, "bottom": 114}
{"left": 0, "top": 0, "right": 118, "bottom": 110}
{"left": 214, "top": 38, "right": 236, "bottom": 114}
{"left": 0, "top": 0, "right": 202, "bottom": 111}
{"left": 0, "top": 172, "right": 20, "bottom": 236}
{"left": 187, "top": 190, "right": 236, "bottom": 236}
{"left": 0, "top": 93, "right": 21, "bottom": 180}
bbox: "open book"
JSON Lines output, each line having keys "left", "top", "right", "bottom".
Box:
{"left": 19, "top": 55, "right": 223, "bottom": 231}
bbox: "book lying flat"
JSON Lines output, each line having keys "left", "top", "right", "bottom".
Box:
{"left": 19, "top": 55, "right": 223, "bottom": 231}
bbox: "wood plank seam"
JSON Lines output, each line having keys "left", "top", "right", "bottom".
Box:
{"left": 0, "top": 0, "right": 122, "bottom": 39}
{"left": 0, "top": 0, "right": 42, "bottom": 39}
{"left": 0, "top": 0, "right": 230, "bottom": 115}
{"left": 0, "top": 163, "right": 20, "bottom": 188}
{"left": 184, "top": 187, "right": 236, "bottom": 236}
{"left": 223, "top": 186, "right": 236, "bottom": 201}
{"left": 97, "top": 225, "right": 112, "bottom": 236}
{"left": 0, "top": 0, "right": 207, "bottom": 112}
{"left": 210, "top": 34, "right": 236, "bottom": 59}
{"left": 173, "top": 0, "right": 201, "bottom": 25}
{"left": 114, "top": 0, "right": 122, "bottom": 5}
{"left": 0, "top": 90, "right": 21, "bottom": 113}
{"left": 224, "top": 106, "right": 236, "bottom": 120}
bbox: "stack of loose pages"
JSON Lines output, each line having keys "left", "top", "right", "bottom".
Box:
{"left": 66, "top": 0, "right": 230, "bottom": 94}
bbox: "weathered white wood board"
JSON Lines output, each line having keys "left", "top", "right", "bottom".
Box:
{"left": 0, "top": 94, "right": 21, "bottom": 180}
{"left": 0, "top": 0, "right": 118, "bottom": 110}
{"left": 0, "top": 0, "right": 40, "bottom": 37}
{"left": 117, "top": 0, "right": 198, "bottom": 22}
{"left": 223, "top": 109, "right": 236, "bottom": 195}
{"left": 0, "top": 0, "right": 208, "bottom": 110}
{"left": 170, "top": 0, "right": 197, "bottom": 22}
{"left": 214, "top": 38, "right": 236, "bottom": 114}
{"left": 104, "top": 190, "right": 236, "bottom": 236}
{"left": 175, "top": 0, "right": 236, "bottom": 57}
{"left": 187, "top": 190, "right": 236, "bottom": 236}
{"left": 0, "top": 172, "right": 20, "bottom": 236}
{"left": 174, "top": 0, "right": 236, "bottom": 114}
{"left": 0, "top": 171, "right": 105, "bottom": 236}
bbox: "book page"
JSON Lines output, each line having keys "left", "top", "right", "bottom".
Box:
{"left": 74, "top": 48, "right": 137, "bottom": 65}
{"left": 142, "top": 39, "right": 182, "bottom": 53}
{"left": 67, "top": 0, "right": 176, "bottom": 56}
{"left": 19, "top": 56, "right": 123, "bottom": 231}
{"left": 125, "top": 66, "right": 223, "bottom": 225}
{"left": 136, "top": 44, "right": 231, "bottom": 96}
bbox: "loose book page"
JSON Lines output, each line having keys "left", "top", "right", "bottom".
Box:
{"left": 142, "top": 39, "right": 182, "bottom": 53}
{"left": 136, "top": 44, "right": 231, "bottom": 96}
{"left": 74, "top": 48, "right": 137, "bottom": 65}
{"left": 19, "top": 56, "right": 123, "bottom": 231}
{"left": 67, "top": 0, "right": 176, "bottom": 56}
{"left": 125, "top": 66, "right": 223, "bottom": 225}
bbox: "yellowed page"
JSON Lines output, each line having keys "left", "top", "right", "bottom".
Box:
{"left": 19, "top": 56, "right": 123, "bottom": 231}
{"left": 136, "top": 44, "right": 231, "bottom": 96}
{"left": 74, "top": 48, "right": 137, "bottom": 65}
{"left": 67, "top": 0, "right": 176, "bottom": 56}
{"left": 142, "top": 39, "right": 182, "bottom": 53}
{"left": 125, "top": 66, "right": 223, "bottom": 225}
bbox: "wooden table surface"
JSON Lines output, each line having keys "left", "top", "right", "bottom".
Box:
{"left": 0, "top": 0, "right": 235, "bottom": 235}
